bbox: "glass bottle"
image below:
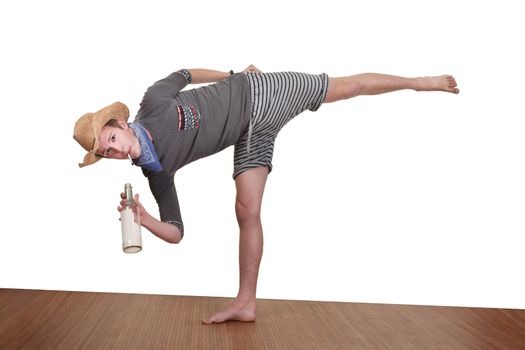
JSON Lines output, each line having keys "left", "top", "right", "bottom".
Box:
{"left": 120, "top": 183, "right": 142, "bottom": 253}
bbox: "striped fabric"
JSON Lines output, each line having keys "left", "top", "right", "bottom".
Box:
{"left": 233, "top": 72, "right": 329, "bottom": 178}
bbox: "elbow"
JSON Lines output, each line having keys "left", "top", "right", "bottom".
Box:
{"left": 166, "top": 237, "right": 181, "bottom": 244}
{"left": 162, "top": 221, "right": 184, "bottom": 244}
{"left": 168, "top": 237, "right": 182, "bottom": 244}
{"left": 168, "top": 230, "right": 183, "bottom": 244}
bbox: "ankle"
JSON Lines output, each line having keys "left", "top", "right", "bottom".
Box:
{"left": 234, "top": 294, "right": 256, "bottom": 307}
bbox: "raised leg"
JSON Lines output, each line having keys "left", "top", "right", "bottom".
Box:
{"left": 202, "top": 166, "right": 268, "bottom": 324}
{"left": 324, "top": 73, "right": 459, "bottom": 103}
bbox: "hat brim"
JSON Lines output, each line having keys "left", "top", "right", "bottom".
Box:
{"left": 78, "top": 102, "right": 129, "bottom": 167}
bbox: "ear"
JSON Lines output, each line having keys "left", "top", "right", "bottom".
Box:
{"left": 117, "top": 118, "right": 129, "bottom": 129}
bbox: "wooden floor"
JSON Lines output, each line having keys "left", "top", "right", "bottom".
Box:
{"left": 1, "top": 289, "right": 524, "bottom": 349}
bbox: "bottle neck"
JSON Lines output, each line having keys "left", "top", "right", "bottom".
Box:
{"left": 125, "top": 185, "right": 134, "bottom": 206}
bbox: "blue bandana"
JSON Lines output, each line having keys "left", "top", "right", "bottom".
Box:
{"left": 128, "top": 123, "right": 163, "bottom": 173}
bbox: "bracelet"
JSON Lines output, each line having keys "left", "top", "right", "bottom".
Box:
{"left": 229, "top": 70, "right": 234, "bottom": 75}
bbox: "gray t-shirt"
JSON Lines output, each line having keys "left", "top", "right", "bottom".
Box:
{"left": 134, "top": 70, "right": 252, "bottom": 235}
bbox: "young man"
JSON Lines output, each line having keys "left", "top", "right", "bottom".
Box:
{"left": 73, "top": 65, "right": 459, "bottom": 324}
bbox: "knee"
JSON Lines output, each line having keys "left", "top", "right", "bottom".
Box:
{"left": 235, "top": 200, "right": 261, "bottom": 226}
{"left": 342, "top": 80, "right": 362, "bottom": 99}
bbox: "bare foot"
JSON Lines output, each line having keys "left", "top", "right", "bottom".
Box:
{"left": 416, "top": 75, "right": 460, "bottom": 94}
{"left": 202, "top": 299, "right": 256, "bottom": 325}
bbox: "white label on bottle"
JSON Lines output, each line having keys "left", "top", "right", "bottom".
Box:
{"left": 121, "top": 208, "right": 142, "bottom": 253}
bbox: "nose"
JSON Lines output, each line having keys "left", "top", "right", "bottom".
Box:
{"left": 109, "top": 145, "right": 124, "bottom": 158}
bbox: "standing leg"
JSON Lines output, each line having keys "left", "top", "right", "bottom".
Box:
{"left": 202, "top": 166, "right": 268, "bottom": 324}
{"left": 324, "top": 73, "right": 459, "bottom": 103}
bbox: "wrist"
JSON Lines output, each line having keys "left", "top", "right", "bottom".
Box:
{"left": 141, "top": 211, "right": 154, "bottom": 228}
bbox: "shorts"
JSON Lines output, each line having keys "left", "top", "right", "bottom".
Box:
{"left": 233, "top": 71, "right": 329, "bottom": 179}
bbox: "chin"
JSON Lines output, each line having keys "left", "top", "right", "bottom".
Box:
{"left": 130, "top": 149, "right": 140, "bottom": 160}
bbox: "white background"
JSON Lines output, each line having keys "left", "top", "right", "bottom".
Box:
{"left": 1, "top": 0, "right": 524, "bottom": 309}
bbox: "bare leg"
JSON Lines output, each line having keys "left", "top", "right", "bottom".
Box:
{"left": 202, "top": 166, "right": 268, "bottom": 324}
{"left": 324, "top": 73, "right": 459, "bottom": 103}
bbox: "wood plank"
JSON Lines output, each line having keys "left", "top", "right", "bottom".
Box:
{"left": 1, "top": 288, "right": 524, "bottom": 349}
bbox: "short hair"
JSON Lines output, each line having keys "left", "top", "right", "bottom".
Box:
{"left": 104, "top": 119, "right": 122, "bottom": 128}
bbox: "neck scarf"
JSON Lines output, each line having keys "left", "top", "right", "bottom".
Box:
{"left": 128, "top": 123, "right": 163, "bottom": 173}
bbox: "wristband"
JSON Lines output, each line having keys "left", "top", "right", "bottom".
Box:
{"left": 229, "top": 70, "right": 234, "bottom": 75}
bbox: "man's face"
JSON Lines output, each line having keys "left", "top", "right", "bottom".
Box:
{"left": 96, "top": 120, "right": 141, "bottom": 160}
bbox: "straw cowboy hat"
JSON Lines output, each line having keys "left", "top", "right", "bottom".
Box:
{"left": 73, "top": 102, "right": 129, "bottom": 167}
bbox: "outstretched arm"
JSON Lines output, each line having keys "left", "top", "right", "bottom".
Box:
{"left": 189, "top": 65, "right": 260, "bottom": 84}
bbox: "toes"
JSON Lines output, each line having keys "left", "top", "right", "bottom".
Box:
{"left": 444, "top": 76, "right": 458, "bottom": 93}
{"left": 203, "top": 314, "right": 224, "bottom": 324}
{"left": 202, "top": 310, "right": 232, "bottom": 325}
{"left": 203, "top": 303, "right": 256, "bottom": 325}
{"left": 202, "top": 316, "right": 214, "bottom": 324}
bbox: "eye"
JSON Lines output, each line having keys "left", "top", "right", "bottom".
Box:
{"left": 111, "top": 134, "right": 116, "bottom": 142}
{"left": 105, "top": 148, "right": 111, "bottom": 157}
